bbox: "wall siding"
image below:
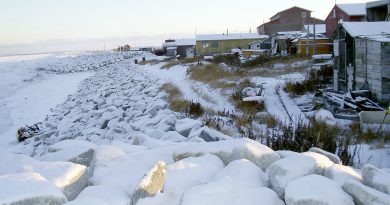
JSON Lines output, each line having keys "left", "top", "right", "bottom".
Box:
{"left": 196, "top": 39, "right": 261, "bottom": 56}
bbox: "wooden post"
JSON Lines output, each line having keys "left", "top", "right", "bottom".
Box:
{"left": 135, "top": 59, "right": 138, "bottom": 64}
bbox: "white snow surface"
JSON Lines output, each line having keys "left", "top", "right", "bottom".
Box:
{"left": 2, "top": 51, "right": 390, "bottom": 205}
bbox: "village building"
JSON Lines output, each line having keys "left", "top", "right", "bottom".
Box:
{"left": 195, "top": 33, "right": 268, "bottom": 56}
{"left": 257, "top": 6, "right": 324, "bottom": 36}
{"left": 325, "top": 3, "right": 366, "bottom": 37}
{"left": 293, "top": 24, "right": 331, "bottom": 56}
{"left": 162, "top": 39, "right": 196, "bottom": 58}
{"left": 333, "top": 21, "right": 390, "bottom": 103}
{"left": 249, "top": 38, "right": 272, "bottom": 50}
{"left": 367, "top": 0, "right": 390, "bottom": 21}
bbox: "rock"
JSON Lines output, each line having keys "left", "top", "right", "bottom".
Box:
{"left": 175, "top": 118, "right": 202, "bottom": 137}
{"left": 285, "top": 174, "right": 354, "bottom": 205}
{"left": 0, "top": 172, "right": 67, "bottom": 205}
{"left": 266, "top": 154, "right": 323, "bottom": 198}
{"left": 165, "top": 154, "right": 224, "bottom": 192}
{"left": 325, "top": 164, "right": 362, "bottom": 185}
{"left": 40, "top": 140, "right": 96, "bottom": 167}
{"left": 362, "top": 164, "right": 390, "bottom": 194}
{"left": 64, "top": 185, "right": 129, "bottom": 205}
{"left": 342, "top": 180, "right": 390, "bottom": 205}
{"left": 309, "top": 147, "right": 341, "bottom": 164}
{"left": 131, "top": 161, "right": 167, "bottom": 205}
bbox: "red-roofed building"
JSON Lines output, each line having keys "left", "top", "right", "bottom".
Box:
{"left": 325, "top": 3, "right": 366, "bottom": 37}
{"left": 257, "top": 6, "right": 324, "bottom": 36}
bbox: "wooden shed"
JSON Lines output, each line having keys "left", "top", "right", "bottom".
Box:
{"left": 333, "top": 21, "right": 390, "bottom": 103}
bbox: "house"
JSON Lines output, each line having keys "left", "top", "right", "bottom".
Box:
{"left": 257, "top": 6, "right": 324, "bottom": 36}
{"left": 333, "top": 21, "right": 390, "bottom": 103}
{"left": 162, "top": 39, "right": 196, "bottom": 58}
{"left": 195, "top": 33, "right": 268, "bottom": 56}
{"left": 325, "top": 3, "right": 366, "bottom": 37}
{"left": 367, "top": 0, "right": 390, "bottom": 21}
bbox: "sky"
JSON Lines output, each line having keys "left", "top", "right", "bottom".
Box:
{"left": 0, "top": 0, "right": 368, "bottom": 54}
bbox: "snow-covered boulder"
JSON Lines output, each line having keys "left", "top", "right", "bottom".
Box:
{"left": 91, "top": 146, "right": 149, "bottom": 192}
{"left": 0, "top": 172, "right": 67, "bottom": 205}
{"left": 0, "top": 152, "right": 88, "bottom": 200}
{"left": 131, "top": 131, "right": 177, "bottom": 149}
{"left": 40, "top": 140, "right": 96, "bottom": 167}
{"left": 383, "top": 168, "right": 390, "bottom": 174}
{"left": 342, "top": 180, "right": 390, "bottom": 205}
{"left": 315, "top": 109, "right": 336, "bottom": 126}
{"left": 285, "top": 174, "right": 354, "bottom": 205}
{"left": 110, "top": 140, "right": 148, "bottom": 154}
{"left": 165, "top": 154, "right": 224, "bottom": 191}
{"left": 309, "top": 147, "right": 341, "bottom": 164}
{"left": 159, "top": 131, "right": 187, "bottom": 142}
{"left": 266, "top": 152, "right": 333, "bottom": 198}
{"left": 131, "top": 161, "right": 167, "bottom": 205}
{"left": 174, "top": 118, "right": 201, "bottom": 137}
{"left": 362, "top": 164, "right": 390, "bottom": 194}
{"left": 64, "top": 185, "right": 129, "bottom": 205}
{"left": 188, "top": 126, "right": 230, "bottom": 142}
{"left": 276, "top": 150, "right": 299, "bottom": 158}
{"left": 301, "top": 151, "right": 334, "bottom": 175}
{"left": 325, "top": 164, "right": 362, "bottom": 185}
{"left": 181, "top": 182, "right": 283, "bottom": 205}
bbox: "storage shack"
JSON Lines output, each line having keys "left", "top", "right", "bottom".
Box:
{"left": 333, "top": 21, "right": 390, "bottom": 103}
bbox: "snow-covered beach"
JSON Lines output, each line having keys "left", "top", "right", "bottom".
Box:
{"left": 0, "top": 51, "right": 390, "bottom": 205}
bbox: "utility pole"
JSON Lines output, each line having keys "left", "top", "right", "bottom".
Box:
{"left": 313, "top": 19, "right": 316, "bottom": 55}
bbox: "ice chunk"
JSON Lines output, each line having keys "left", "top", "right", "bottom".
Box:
{"left": 159, "top": 131, "right": 187, "bottom": 142}
{"left": 276, "top": 150, "right": 300, "bottom": 158}
{"left": 285, "top": 174, "right": 354, "bottom": 205}
{"left": 0, "top": 172, "right": 67, "bottom": 205}
{"left": 342, "top": 180, "right": 390, "bottom": 205}
{"left": 362, "top": 164, "right": 390, "bottom": 194}
{"left": 131, "top": 161, "right": 167, "bottom": 205}
{"left": 188, "top": 126, "right": 230, "bottom": 142}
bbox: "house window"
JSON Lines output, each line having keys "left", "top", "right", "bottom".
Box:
{"left": 302, "top": 12, "right": 306, "bottom": 18}
{"left": 202, "top": 42, "right": 210, "bottom": 48}
{"left": 333, "top": 9, "right": 336, "bottom": 19}
{"left": 211, "top": 41, "right": 219, "bottom": 48}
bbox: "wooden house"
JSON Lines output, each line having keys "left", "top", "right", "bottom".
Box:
{"left": 325, "top": 3, "right": 366, "bottom": 37}
{"left": 367, "top": 0, "right": 390, "bottom": 21}
{"left": 257, "top": 6, "right": 324, "bottom": 36}
{"left": 333, "top": 22, "right": 390, "bottom": 103}
{"left": 195, "top": 33, "right": 268, "bottom": 56}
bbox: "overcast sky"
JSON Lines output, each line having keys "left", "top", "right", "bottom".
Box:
{"left": 0, "top": 0, "right": 368, "bottom": 54}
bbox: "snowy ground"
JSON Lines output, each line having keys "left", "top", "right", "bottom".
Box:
{"left": 1, "top": 51, "right": 390, "bottom": 205}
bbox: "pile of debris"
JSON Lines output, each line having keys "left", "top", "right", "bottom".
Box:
{"left": 322, "top": 90, "right": 385, "bottom": 120}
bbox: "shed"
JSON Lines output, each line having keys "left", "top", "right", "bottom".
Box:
{"left": 333, "top": 21, "right": 390, "bottom": 103}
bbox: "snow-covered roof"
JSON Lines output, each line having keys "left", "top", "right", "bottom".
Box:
{"left": 358, "top": 34, "right": 390, "bottom": 42}
{"left": 342, "top": 22, "right": 390, "bottom": 37}
{"left": 162, "top": 39, "right": 196, "bottom": 47}
{"left": 337, "top": 3, "right": 366, "bottom": 16}
{"left": 196, "top": 33, "right": 268, "bottom": 41}
{"left": 303, "top": 24, "right": 326, "bottom": 34}
{"left": 277, "top": 31, "right": 302, "bottom": 35}
{"left": 367, "top": 0, "right": 389, "bottom": 9}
